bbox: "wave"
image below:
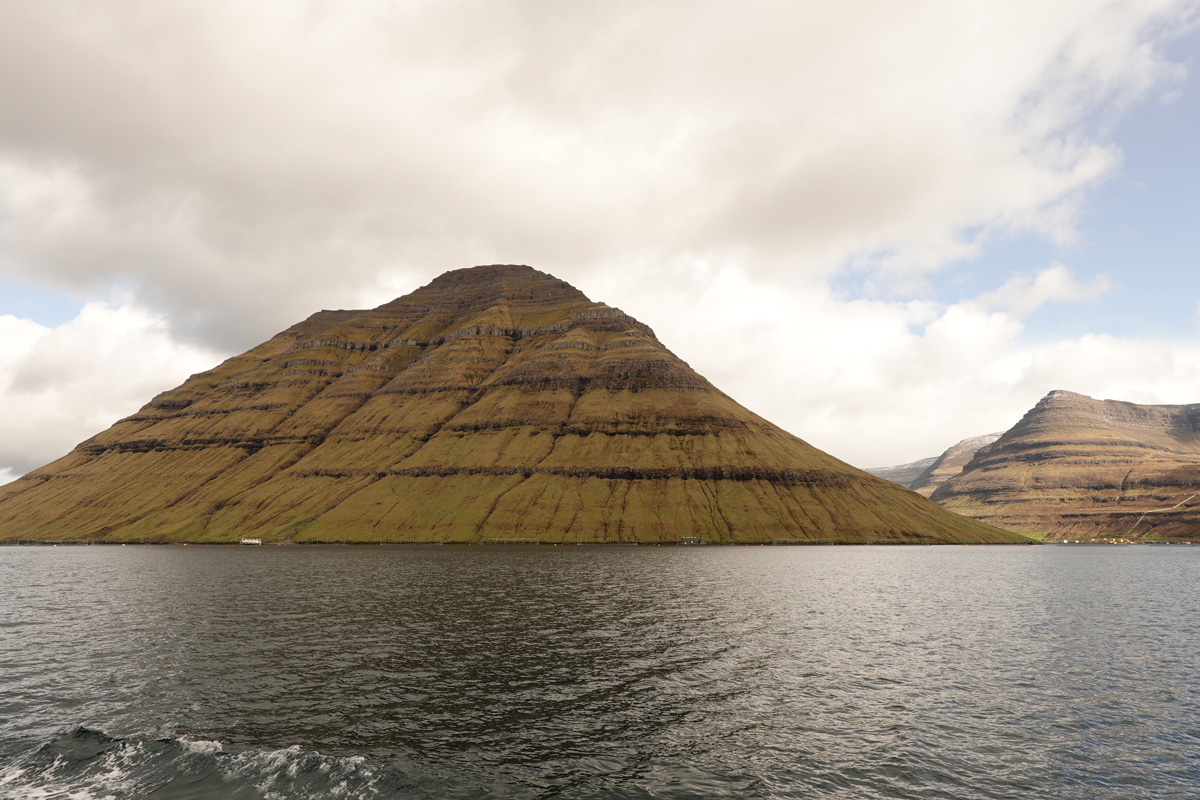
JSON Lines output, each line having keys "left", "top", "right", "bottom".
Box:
{"left": 0, "top": 727, "right": 393, "bottom": 800}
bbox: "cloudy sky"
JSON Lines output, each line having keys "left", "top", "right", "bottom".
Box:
{"left": 1, "top": 0, "right": 1199, "bottom": 482}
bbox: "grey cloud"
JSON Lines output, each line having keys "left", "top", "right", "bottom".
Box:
{"left": 0, "top": 0, "right": 1193, "bottom": 355}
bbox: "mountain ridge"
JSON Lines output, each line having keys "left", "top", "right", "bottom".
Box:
{"left": 908, "top": 433, "right": 1004, "bottom": 497}
{"left": 865, "top": 457, "right": 937, "bottom": 488}
{"left": 866, "top": 433, "right": 1003, "bottom": 496}
{"left": 931, "top": 390, "right": 1200, "bottom": 540}
{"left": 0, "top": 265, "right": 1022, "bottom": 544}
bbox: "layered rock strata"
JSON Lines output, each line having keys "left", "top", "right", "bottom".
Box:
{"left": 931, "top": 391, "right": 1200, "bottom": 540}
{"left": 0, "top": 265, "right": 1020, "bottom": 544}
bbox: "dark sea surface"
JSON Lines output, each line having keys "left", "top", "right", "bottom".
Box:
{"left": 1, "top": 544, "right": 1198, "bottom": 799}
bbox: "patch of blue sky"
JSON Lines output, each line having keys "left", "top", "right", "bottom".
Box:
{"left": 1067, "top": 40, "right": 1200, "bottom": 342}
{"left": 0, "top": 277, "right": 83, "bottom": 327}
{"left": 916, "top": 30, "right": 1200, "bottom": 344}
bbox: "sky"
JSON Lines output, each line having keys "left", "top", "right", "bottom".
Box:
{"left": 1, "top": 0, "right": 1199, "bottom": 484}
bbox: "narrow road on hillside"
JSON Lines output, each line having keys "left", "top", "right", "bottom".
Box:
{"left": 1125, "top": 489, "right": 1200, "bottom": 538}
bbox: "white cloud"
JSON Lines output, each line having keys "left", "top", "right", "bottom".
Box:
{"left": 975, "top": 263, "right": 1111, "bottom": 318}
{"left": 0, "top": 299, "right": 223, "bottom": 477}
{"left": 0, "top": 2, "right": 1197, "bottom": 475}
{"left": 0, "top": 262, "right": 1192, "bottom": 478}
{"left": 0, "top": 1, "right": 1194, "bottom": 348}
{"left": 588, "top": 262, "right": 1197, "bottom": 468}
{"left": 1017, "top": 334, "right": 1200, "bottom": 405}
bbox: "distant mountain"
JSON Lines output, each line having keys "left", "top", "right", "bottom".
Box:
{"left": 0, "top": 265, "right": 1022, "bottom": 544}
{"left": 909, "top": 433, "right": 1004, "bottom": 497}
{"left": 931, "top": 390, "right": 1200, "bottom": 540}
{"left": 865, "top": 457, "right": 937, "bottom": 488}
{"left": 866, "top": 433, "right": 1002, "bottom": 496}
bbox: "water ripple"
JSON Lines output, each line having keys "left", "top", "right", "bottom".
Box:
{"left": 2, "top": 545, "right": 1199, "bottom": 798}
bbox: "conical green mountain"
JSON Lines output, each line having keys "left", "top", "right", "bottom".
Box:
{"left": 0, "top": 265, "right": 1021, "bottom": 544}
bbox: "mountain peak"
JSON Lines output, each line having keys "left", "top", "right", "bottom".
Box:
{"left": 932, "top": 393, "right": 1200, "bottom": 540}
{"left": 905, "top": 432, "right": 1003, "bottom": 497}
{"left": 0, "top": 265, "right": 1019, "bottom": 544}
{"left": 391, "top": 264, "right": 581, "bottom": 306}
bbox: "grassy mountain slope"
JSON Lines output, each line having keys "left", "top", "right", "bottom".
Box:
{"left": 0, "top": 265, "right": 1021, "bottom": 544}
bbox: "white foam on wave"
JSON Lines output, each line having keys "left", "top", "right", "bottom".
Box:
{"left": 3, "top": 730, "right": 386, "bottom": 800}
{"left": 229, "top": 744, "right": 379, "bottom": 799}
{"left": 0, "top": 765, "right": 119, "bottom": 800}
{"left": 86, "top": 738, "right": 145, "bottom": 799}
{"left": 177, "top": 736, "right": 225, "bottom": 756}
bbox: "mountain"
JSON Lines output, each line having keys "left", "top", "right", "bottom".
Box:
{"left": 908, "top": 433, "right": 1004, "bottom": 497}
{"left": 865, "top": 457, "right": 937, "bottom": 488}
{"left": 931, "top": 390, "right": 1200, "bottom": 540}
{"left": 866, "top": 433, "right": 1002, "bottom": 496}
{"left": 0, "top": 265, "right": 1022, "bottom": 544}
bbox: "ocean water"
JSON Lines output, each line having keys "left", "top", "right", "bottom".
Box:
{"left": 1, "top": 544, "right": 1198, "bottom": 799}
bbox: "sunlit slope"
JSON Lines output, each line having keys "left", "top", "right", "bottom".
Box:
{"left": 932, "top": 390, "right": 1200, "bottom": 540}
{"left": 0, "top": 265, "right": 1021, "bottom": 544}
